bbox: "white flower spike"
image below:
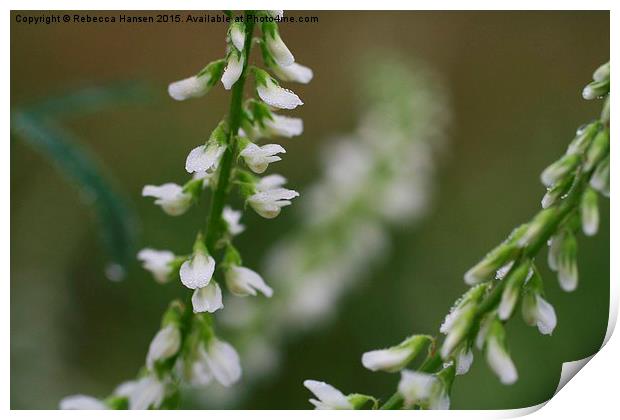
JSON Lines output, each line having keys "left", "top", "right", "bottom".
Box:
{"left": 221, "top": 52, "right": 244, "bottom": 90}
{"left": 192, "top": 282, "right": 224, "bottom": 313}
{"left": 240, "top": 143, "right": 286, "bottom": 174}
{"left": 223, "top": 206, "right": 245, "bottom": 236}
{"left": 142, "top": 183, "right": 192, "bottom": 216}
{"left": 248, "top": 187, "right": 299, "bottom": 219}
{"left": 59, "top": 395, "right": 107, "bottom": 410}
{"left": 137, "top": 248, "right": 175, "bottom": 284}
{"left": 226, "top": 265, "right": 274, "bottom": 297}
{"left": 180, "top": 251, "right": 216, "bottom": 289}
{"left": 303, "top": 380, "right": 353, "bottom": 410}
{"left": 272, "top": 62, "right": 314, "bottom": 84}
{"left": 204, "top": 339, "right": 242, "bottom": 387}
{"left": 185, "top": 142, "right": 226, "bottom": 174}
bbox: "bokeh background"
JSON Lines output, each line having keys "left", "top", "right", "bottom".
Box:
{"left": 11, "top": 11, "right": 609, "bottom": 409}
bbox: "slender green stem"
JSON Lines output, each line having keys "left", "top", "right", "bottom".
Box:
{"left": 205, "top": 13, "right": 256, "bottom": 251}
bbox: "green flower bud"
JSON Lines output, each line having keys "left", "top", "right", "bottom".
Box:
{"left": 540, "top": 153, "right": 580, "bottom": 188}
{"left": 580, "top": 187, "right": 599, "bottom": 236}
{"left": 590, "top": 155, "right": 610, "bottom": 197}
{"left": 557, "top": 229, "right": 578, "bottom": 292}
{"left": 498, "top": 261, "right": 531, "bottom": 320}
{"left": 584, "top": 129, "right": 609, "bottom": 171}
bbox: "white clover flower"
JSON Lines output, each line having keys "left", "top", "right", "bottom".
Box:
{"left": 59, "top": 394, "right": 107, "bottom": 410}
{"left": 272, "top": 62, "right": 314, "bottom": 84}
{"left": 168, "top": 74, "right": 211, "bottom": 101}
{"left": 223, "top": 206, "right": 245, "bottom": 236}
{"left": 240, "top": 143, "right": 286, "bottom": 174}
{"left": 256, "top": 174, "right": 287, "bottom": 192}
{"left": 455, "top": 347, "right": 474, "bottom": 375}
{"left": 221, "top": 53, "right": 244, "bottom": 90}
{"left": 485, "top": 336, "right": 518, "bottom": 385}
{"left": 522, "top": 294, "right": 557, "bottom": 335}
{"left": 179, "top": 251, "right": 216, "bottom": 289}
{"left": 248, "top": 187, "right": 299, "bottom": 219}
{"left": 264, "top": 114, "right": 304, "bottom": 138}
{"left": 204, "top": 338, "right": 242, "bottom": 387}
{"left": 229, "top": 22, "right": 245, "bottom": 51}
{"left": 137, "top": 248, "right": 175, "bottom": 284}
{"left": 142, "top": 183, "right": 192, "bottom": 216}
{"left": 192, "top": 281, "right": 223, "bottom": 313}
{"left": 225, "top": 265, "right": 273, "bottom": 297}
{"left": 303, "top": 380, "right": 353, "bottom": 410}
{"left": 185, "top": 143, "right": 226, "bottom": 174}
{"left": 122, "top": 376, "right": 167, "bottom": 410}
{"left": 146, "top": 324, "right": 181, "bottom": 370}
{"left": 397, "top": 370, "right": 437, "bottom": 408}
{"left": 256, "top": 76, "right": 303, "bottom": 109}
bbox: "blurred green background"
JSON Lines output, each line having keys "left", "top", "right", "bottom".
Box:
{"left": 11, "top": 11, "right": 609, "bottom": 409}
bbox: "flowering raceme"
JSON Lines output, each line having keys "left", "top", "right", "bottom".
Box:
{"left": 60, "top": 10, "right": 311, "bottom": 410}
{"left": 300, "top": 61, "right": 609, "bottom": 410}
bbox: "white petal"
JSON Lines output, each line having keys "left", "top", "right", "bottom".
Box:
{"left": 60, "top": 395, "right": 107, "bottom": 410}
{"left": 535, "top": 296, "right": 557, "bottom": 335}
{"left": 226, "top": 266, "right": 273, "bottom": 297}
{"left": 486, "top": 338, "right": 518, "bottom": 385}
{"left": 230, "top": 26, "right": 245, "bottom": 51}
{"left": 192, "top": 282, "right": 224, "bottom": 313}
{"left": 179, "top": 253, "right": 216, "bottom": 289}
{"left": 397, "top": 370, "right": 436, "bottom": 407}
{"left": 205, "top": 339, "right": 242, "bottom": 387}
{"left": 361, "top": 348, "right": 412, "bottom": 372}
{"left": 168, "top": 75, "right": 210, "bottom": 101}
{"left": 272, "top": 62, "right": 314, "bottom": 84}
{"left": 146, "top": 325, "right": 181, "bottom": 369}
{"left": 137, "top": 248, "right": 175, "bottom": 284}
{"left": 127, "top": 376, "right": 166, "bottom": 410}
{"left": 266, "top": 34, "right": 294, "bottom": 67}
{"left": 142, "top": 183, "right": 191, "bottom": 216}
{"left": 257, "top": 81, "right": 303, "bottom": 110}
{"left": 303, "top": 380, "right": 352, "bottom": 409}
{"left": 222, "top": 206, "right": 245, "bottom": 235}
{"left": 256, "top": 174, "right": 287, "bottom": 192}
{"left": 185, "top": 144, "right": 225, "bottom": 174}
{"left": 455, "top": 348, "right": 474, "bottom": 375}
{"left": 221, "top": 54, "right": 244, "bottom": 90}
{"left": 265, "top": 114, "right": 304, "bottom": 137}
